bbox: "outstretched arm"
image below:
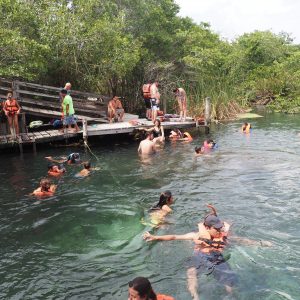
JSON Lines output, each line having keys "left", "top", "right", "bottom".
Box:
{"left": 229, "top": 236, "right": 272, "bottom": 247}
{"left": 143, "top": 231, "right": 197, "bottom": 242}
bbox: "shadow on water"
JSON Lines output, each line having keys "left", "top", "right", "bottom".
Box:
{"left": 0, "top": 113, "right": 300, "bottom": 299}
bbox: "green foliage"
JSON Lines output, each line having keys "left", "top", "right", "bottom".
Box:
{"left": 0, "top": 1, "right": 300, "bottom": 115}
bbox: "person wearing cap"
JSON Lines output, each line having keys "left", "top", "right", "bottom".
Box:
{"left": 60, "top": 88, "right": 80, "bottom": 132}
{"left": 143, "top": 204, "right": 272, "bottom": 300}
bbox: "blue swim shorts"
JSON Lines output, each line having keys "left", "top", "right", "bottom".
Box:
{"left": 188, "top": 251, "right": 237, "bottom": 287}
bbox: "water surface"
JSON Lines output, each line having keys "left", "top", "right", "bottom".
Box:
{"left": 0, "top": 112, "right": 299, "bottom": 299}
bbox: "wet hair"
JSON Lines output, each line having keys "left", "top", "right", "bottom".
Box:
{"left": 68, "top": 153, "right": 80, "bottom": 163}
{"left": 145, "top": 131, "right": 153, "bottom": 138}
{"left": 48, "top": 163, "right": 55, "bottom": 170}
{"left": 84, "top": 161, "right": 91, "bottom": 169}
{"left": 150, "top": 190, "right": 173, "bottom": 211}
{"left": 154, "top": 119, "right": 161, "bottom": 127}
{"left": 40, "top": 178, "right": 51, "bottom": 192}
{"left": 128, "top": 277, "right": 157, "bottom": 300}
{"left": 195, "top": 146, "right": 202, "bottom": 154}
{"left": 172, "top": 128, "right": 183, "bottom": 138}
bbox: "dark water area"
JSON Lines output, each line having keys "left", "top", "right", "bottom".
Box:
{"left": 0, "top": 112, "right": 300, "bottom": 300}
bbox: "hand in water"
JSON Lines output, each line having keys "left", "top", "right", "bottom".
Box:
{"left": 143, "top": 231, "right": 154, "bottom": 241}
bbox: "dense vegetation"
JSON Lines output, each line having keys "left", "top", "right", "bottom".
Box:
{"left": 1, "top": 0, "right": 300, "bottom": 118}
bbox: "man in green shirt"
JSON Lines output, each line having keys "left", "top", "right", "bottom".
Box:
{"left": 60, "top": 89, "right": 80, "bottom": 132}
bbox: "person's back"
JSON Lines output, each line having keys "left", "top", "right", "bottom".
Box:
{"left": 138, "top": 132, "right": 156, "bottom": 155}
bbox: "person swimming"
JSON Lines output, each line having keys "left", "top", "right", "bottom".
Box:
{"left": 45, "top": 152, "right": 81, "bottom": 165}
{"left": 32, "top": 178, "right": 57, "bottom": 197}
{"left": 76, "top": 161, "right": 92, "bottom": 177}
{"left": 128, "top": 277, "right": 174, "bottom": 300}
{"left": 169, "top": 128, "right": 183, "bottom": 140}
{"left": 47, "top": 163, "right": 66, "bottom": 176}
{"left": 242, "top": 122, "right": 252, "bottom": 133}
{"left": 147, "top": 191, "right": 174, "bottom": 227}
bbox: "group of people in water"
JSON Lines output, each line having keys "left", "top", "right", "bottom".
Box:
{"left": 129, "top": 120, "right": 267, "bottom": 300}
{"left": 31, "top": 153, "right": 94, "bottom": 197}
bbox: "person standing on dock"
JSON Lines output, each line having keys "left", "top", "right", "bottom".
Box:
{"left": 150, "top": 81, "right": 160, "bottom": 123}
{"left": 3, "top": 91, "right": 21, "bottom": 138}
{"left": 60, "top": 89, "right": 80, "bottom": 133}
{"left": 173, "top": 87, "right": 187, "bottom": 121}
{"left": 64, "top": 82, "right": 72, "bottom": 95}
{"left": 108, "top": 96, "right": 125, "bottom": 123}
{"left": 142, "top": 80, "right": 152, "bottom": 120}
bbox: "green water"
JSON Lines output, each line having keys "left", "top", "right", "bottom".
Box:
{"left": 0, "top": 113, "right": 300, "bottom": 300}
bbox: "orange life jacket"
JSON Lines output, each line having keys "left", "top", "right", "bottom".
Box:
{"left": 157, "top": 294, "right": 175, "bottom": 300}
{"left": 33, "top": 189, "right": 54, "bottom": 197}
{"left": 142, "top": 84, "right": 151, "bottom": 99}
{"left": 5, "top": 99, "right": 18, "bottom": 113}
{"left": 197, "top": 232, "right": 227, "bottom": 254}
{"left": 48, "top": 170, "right": 63, "bottom": 177}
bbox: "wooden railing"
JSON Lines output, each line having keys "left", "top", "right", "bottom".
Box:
{"left": 0, "top": 78, "right": 110, "bottom": 119}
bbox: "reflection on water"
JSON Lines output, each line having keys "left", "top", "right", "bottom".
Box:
{"left": 0, "top": 113, "right": 300, "bottom": 299}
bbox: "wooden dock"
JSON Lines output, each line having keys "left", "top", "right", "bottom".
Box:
{"left": 0, "top": 116, "right": 200, "bottom": 150}
{"left": 0, "top": 78, "right": 210, "bottom": 152}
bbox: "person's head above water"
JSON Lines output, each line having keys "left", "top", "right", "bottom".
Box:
{"left": 83, "top": 161, "right": 91, "bottom": 170}
{"left": 68, "top": 153, "right": 80, "bottom": 163}
{"left": 128, "top": 277, "right": 157, "bottom": 300}
{"left": 145, "top": 131, "right": 154, "bottom": 140}
{"left": 151, "top": 191, "right": 173, "bottom": 210}
{"left": 40, "top": 178, "right": 52, "bottom": 192}
{"left": 195, "top": 146, "right": 203, "bottom": 154}
{"left": 202, "top": 204, "right": 224, "bottom": 234}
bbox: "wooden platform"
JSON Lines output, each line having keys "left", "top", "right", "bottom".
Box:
{"left": 0, "top": 117, "right": 201, "bottom": 150}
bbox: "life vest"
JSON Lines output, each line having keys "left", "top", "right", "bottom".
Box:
{"left": 48, "top": 170, "right": 63, "bottom": 177}
{"left": 157, "top": 294, "right": 175, "bottom": 300}
{"left": 197, "top": 232, "right": 228, "bottom": 254}
{"left": 32, "top": 188, "right": 54, "bottom": 197}
{"left": 242, "top": 123, "right": 251, "bottom": 133}
{"left": 183, "top": 132, "right": 193, "bottom": 141}
{"left": 142, "top": 83, "right": 151, "bottom": 99}
{"left": 5, "top": 99, "right": 18, "bottom": 114}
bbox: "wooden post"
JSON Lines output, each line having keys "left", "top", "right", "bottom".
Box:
{"left": 83, "top": 119, "right": 88, "bottom": 147}
{"left": 17, "top": 135, "right": 23, "bottom": 155}
{"left": 204, "top": 97, "right": 211, "bottom": 134}
{"left": 21, "top": 113, "right": 27, "bottom": 134}
{"left": 32, "top": 138, "right": 36, "bottom": 154}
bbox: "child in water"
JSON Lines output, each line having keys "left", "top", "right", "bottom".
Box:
{"left": 32, "top": 178, "right": 57, "bottom": 197}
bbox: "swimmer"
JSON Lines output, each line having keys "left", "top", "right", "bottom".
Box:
{"left": 143, "top": 204, "right": 272, "bottom": 300}
{"left": 169, "top": 128, "right": 183, "bottom": 140}
{"left": 194, "top": 146, "right": 204, "bottom": 156}
{"left": 138, "top": 131, "right": 156, "bottom": 155}
{"left": 142, "top": 119, "right": 165, "bottom": 144}
{"left": 47, "top": 163, "right": 66, "bottom": 176}
{"left": 76, "top": 161, "right": 93, "bottom": 177}
{"left": 242, "top": 122, "right": 252, "bottom": 133}
{"left": 128, "top": 277, "right": 174, "bottom": 300}
{"left": 201, "top": 139, "right": 217, "bottom": 153}
{"left": 45, "top": 152, "right": 81, "bottom": 165}
{"left": 182, "top": 132, "right": 193, "bottom": 142}
{"left": 147, "top": 191, "right": 174, "bottom": 227}
{"left": 32, "top": 178, "right": 57, "bottom": 197}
